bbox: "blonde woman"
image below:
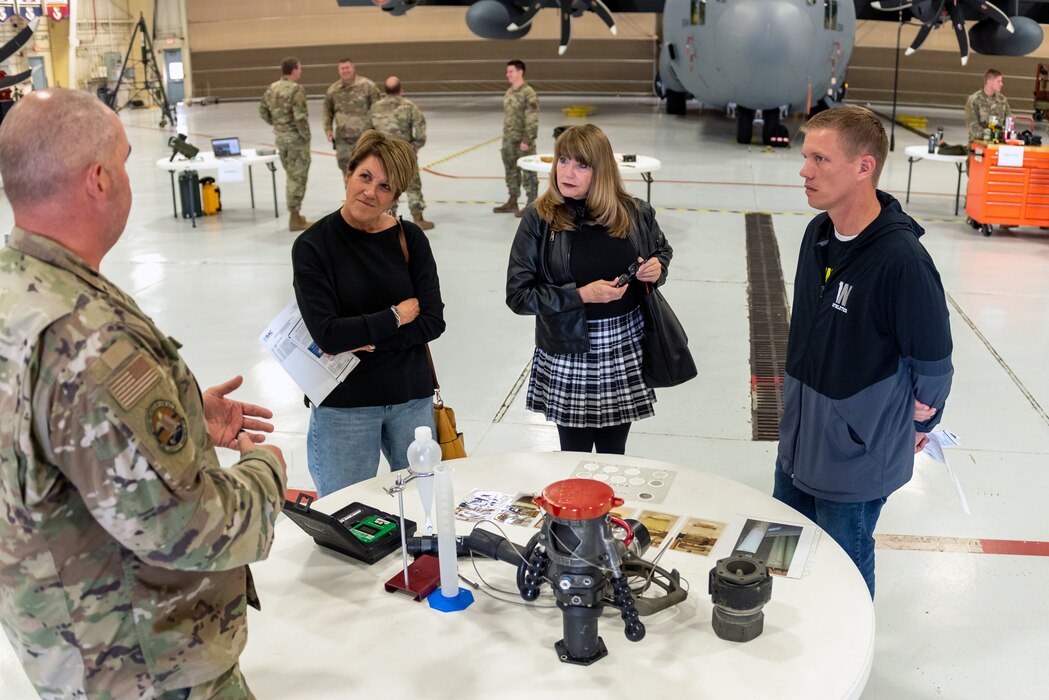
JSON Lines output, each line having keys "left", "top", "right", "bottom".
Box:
{"left": 293, "top": 130, "right": 445, "bottom": 495}
{"left": 506, "top": 124, "right": 673, "bottom": 453}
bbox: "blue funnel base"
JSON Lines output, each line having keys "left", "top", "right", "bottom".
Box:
{"left": 427, "top": 587, "right": 474, "bottom": 612}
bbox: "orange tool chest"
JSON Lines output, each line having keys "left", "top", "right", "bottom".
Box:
{"left": 966, "top": 142, "right": 1049, "bottom": 236}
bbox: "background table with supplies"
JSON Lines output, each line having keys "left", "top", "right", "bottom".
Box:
{"left": 904, "top": 144, "right": 969, "bottom": 216}
{"left": 154, "top": 149, "right": 280, "bottom": 227}
{"left": 237, "top": 452, "right": 874, "bottom": 699}
{"left": 517, "top": 154, "right": 662, "bottom": 203}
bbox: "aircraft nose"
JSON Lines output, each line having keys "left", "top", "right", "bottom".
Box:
{"left": 718, "top": 1, "right": 802, "bottom": 64}
{"left": 713, "top": 0, "right": 816, "bottom": 105}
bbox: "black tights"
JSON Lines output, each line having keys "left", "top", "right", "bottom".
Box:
{"left": 556, "top": 423, "right": 632, "bottom": 455}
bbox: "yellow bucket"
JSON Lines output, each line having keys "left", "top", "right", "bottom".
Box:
{"left": 562, "top": 105, "right": 594, "bottom": 118}
{"left": 899, "top": 114, "right": 928, "bottom": 129}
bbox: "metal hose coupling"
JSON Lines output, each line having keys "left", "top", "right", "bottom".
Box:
{"left": 708, "top": 554, "right": 773, "bottom": 642}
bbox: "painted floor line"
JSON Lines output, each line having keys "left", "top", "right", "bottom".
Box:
{"left": 876, "top": 534, "right": 1049, "bottom": 556}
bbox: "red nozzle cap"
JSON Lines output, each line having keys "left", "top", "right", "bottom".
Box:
{"left": 533, "top": 479, "right": 624, "bottom": 520}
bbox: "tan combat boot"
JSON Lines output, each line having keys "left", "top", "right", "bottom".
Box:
{"left": 516, "top": 200, "right": 534, "bottom": 218}
{"left": 493, "top": 196, "right": 519, "bottom": 214}
{"left": 288, "top": 208, "right": 312, "bottom": 232}
{"left": 411, "top": 210, "right": 435, "bottom": 231}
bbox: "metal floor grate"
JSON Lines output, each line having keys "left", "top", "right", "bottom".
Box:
{"left": 745, "top": 213, "right": 791, "bottom": 441}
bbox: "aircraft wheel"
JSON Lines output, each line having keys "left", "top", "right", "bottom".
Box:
{"left": 737, "top": 107, "right": 755, "bottom": 144}
{"left": 666, "top": 89, "right": 687, "bottom": 116}
{"left": 762, "top": 109, "right": 780, "bottom": 146}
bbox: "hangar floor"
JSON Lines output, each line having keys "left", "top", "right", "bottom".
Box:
{"left": 2, "top": 96, "right": 1046, "bottom": 697}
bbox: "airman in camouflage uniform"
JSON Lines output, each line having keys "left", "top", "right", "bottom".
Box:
{"left": 365, "top": 76, "right": 434, "bottom": 230}
{"left": 494, "top": 59, "right": 539, "bottom": 217}
{"left": 965, "top": 69, "right": 1012, "bottom": 142}
{"left": 324, "top": 58, "right": 382, "bottom": 175}
{"left": 0, "top": 88, "right": 288, "bottom": 699}
{"left": 259, "top": 56, "right": 313, "bottom": 231}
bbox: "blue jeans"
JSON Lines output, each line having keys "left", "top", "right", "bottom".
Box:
{"left": 307, "top": 396, "right": 435, "bottom": 497}
{"left": 773, "top": 469, "right": 887, "bottom": 599}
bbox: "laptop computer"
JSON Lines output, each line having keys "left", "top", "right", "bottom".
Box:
{"left": 211, "top": 137, "right": 242, "bottom": 158}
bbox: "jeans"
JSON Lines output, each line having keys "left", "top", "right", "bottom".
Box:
{"left": 773, "top": 469, "right": 887, "bottom": 599}
{"left": 307, "top": 395, "right": 435, "bottom": 497}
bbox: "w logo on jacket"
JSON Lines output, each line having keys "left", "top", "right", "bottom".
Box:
{"left": 832, "top": 281, "right": 852, "bottom": 313}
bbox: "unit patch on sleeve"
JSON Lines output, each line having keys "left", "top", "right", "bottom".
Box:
{"left": 147, "top": 400, "right": 188, "bottom": 453}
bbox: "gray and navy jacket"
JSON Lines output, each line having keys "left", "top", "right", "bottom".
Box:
{"left": 776, "top": 191, "right": 953, "bottom": 502}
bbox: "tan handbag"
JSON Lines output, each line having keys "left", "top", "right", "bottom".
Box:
{"left": 432, "top": 383, "right": 466, "bottom": 461}
{"left": 398, "top": 222, "right": 466, "bottom": 460}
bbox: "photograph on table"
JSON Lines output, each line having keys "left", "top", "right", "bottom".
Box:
{"left": 637, "top": 510, "right": 682, "bottom": 549}
{"left": 493, "top": 493, "right": 542, "bottom": 526}
{"left": 669, "top": 517, "right": 727, "bottom": 556}
{"left": 716, "top": 516, "right": 818, "bottom": 579}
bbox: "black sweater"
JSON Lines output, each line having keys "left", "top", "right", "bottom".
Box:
{"left": 291, "top": 212, "right": 445, "bottom": 408}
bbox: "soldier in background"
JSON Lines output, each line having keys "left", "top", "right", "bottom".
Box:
{"left": 965, "top": 69, "right": 1012, "bottom": 143}
{"left": 324, "top": 58, "right": 381, "bottom": 175}
{"left": 365, "top": 76, "right": 434, "bottom": 230}
{"left": 259, "top": 56, "right": 313, "bottom": 231}
{"left": 0, "top": 88, "right": 288, "bottom": 697}
{"left": 494, "top": 59, "right": 539, "bottom": 218}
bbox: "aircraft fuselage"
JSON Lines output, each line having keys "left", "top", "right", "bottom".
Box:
{"left": 659, "top": 0, "right": 856, "bottom": 111}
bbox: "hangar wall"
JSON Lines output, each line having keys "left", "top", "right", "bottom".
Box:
{"left": 848, "top": 20, "right": 1049, "bottom": 114}
{"left": 186, "top": 1, "right": 661, "bottom": 99}
{"left": 2, "top": 2, "right": 1046, "bottom": 115}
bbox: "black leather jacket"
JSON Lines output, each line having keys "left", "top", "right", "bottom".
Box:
{"left": 506, "top": 198, "right": 673, "bottom": 354}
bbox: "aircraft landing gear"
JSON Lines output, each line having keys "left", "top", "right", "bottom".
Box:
{"left": 666, "top": 89, "right": 687, "bottom": 116}
{"left": 737, "top": 106, "right": 756, "bottom": 144}
{"left": 761, "top": 109, "right": 780, "bottom": 146}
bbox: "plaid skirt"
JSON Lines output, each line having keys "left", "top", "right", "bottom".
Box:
{"left": 526, "top": 306, "right": 656, "bottom": 428}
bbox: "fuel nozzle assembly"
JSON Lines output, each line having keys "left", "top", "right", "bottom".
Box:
{"left": 518, "top": 479, "right": 647, "bottom": 665}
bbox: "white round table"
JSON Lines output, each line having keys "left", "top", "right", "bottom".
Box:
{"left": 904, "top": 144, "right": 969, "bottom": 215}
{"left": 239, "top": 452, "right": 874, "bottom": 699}
{"left": 517, "top": 154, "right": 662, "bottom": 202}
{"left": 154, "top": 149, "right": 280, "bottom": 227}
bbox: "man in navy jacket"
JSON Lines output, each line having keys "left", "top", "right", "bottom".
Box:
{"left": 774, "top": 106, "right": 953, "bottom": 598}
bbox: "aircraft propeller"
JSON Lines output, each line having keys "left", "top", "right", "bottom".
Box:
{"left": 508, "top": 0, "right": 617, "bottom": 54}
{"left": 0, "top": 17, "right": 38, "bottom": 93}
{"left": 871, "top": 0, "right": 1013, "bottom": 65}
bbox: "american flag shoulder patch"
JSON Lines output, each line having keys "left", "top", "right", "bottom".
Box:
{"left": 106, "top": 354, "right": 161, "bottom": 410}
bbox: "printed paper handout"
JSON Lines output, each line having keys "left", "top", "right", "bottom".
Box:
{"left": 260, "top": 301, "right": 359, "bottom": 406}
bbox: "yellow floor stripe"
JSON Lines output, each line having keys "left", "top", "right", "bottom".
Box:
{"left": 426, "top": 200, "right": 963, "bottom": 224}
{"left": 422, "top": 136, "right": 502, "bottom": 170}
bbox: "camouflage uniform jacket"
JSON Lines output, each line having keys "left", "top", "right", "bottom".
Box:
{"left": 0, "top": 228, "right": 287, "bottom": 698}
{"left": 323, "top": 76, "right": 381, "bottom": 141}
{"left": 965, "top": 89, "right": 1012, "bottom": 142}
{"left": 503, "top": 82, "right": 539, "bottom": 146}
{"left": 365, "top": 95, "right": 427, "bottom": 151}
{"left": 259, "top": 76, "right": 310, "bottom": 141}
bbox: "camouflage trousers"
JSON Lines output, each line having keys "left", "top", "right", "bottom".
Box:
{"left": 276, "top": 135, "right": 310, "bottom": 211}
{"left": 156, "top": 663, "right": 254, "bottom": 700}
{"left": 335, "top": 134, "right": 363, "bottom": 175}
{"left": 502, "top": 138, "right": 537, "bottom": 203}
{"left": 389, "top": 169, "right": 426, "bottom": 216}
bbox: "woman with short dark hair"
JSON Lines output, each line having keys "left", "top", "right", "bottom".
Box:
{"left": 293, "top": 130, "right": 445, "bottom": 495}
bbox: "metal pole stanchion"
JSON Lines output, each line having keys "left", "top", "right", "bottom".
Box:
{"left": 890, "top": 12, "right": 904, "bottom": 152}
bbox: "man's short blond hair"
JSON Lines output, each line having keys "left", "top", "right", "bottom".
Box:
{"left": 0, "top": 88, "right": 122, "bottom": 208}
{"left": 346, "top": 130, "right": 417, "bottom": 198}
{"left": 801, "top": 105, "right": 889, "bottom": 186}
